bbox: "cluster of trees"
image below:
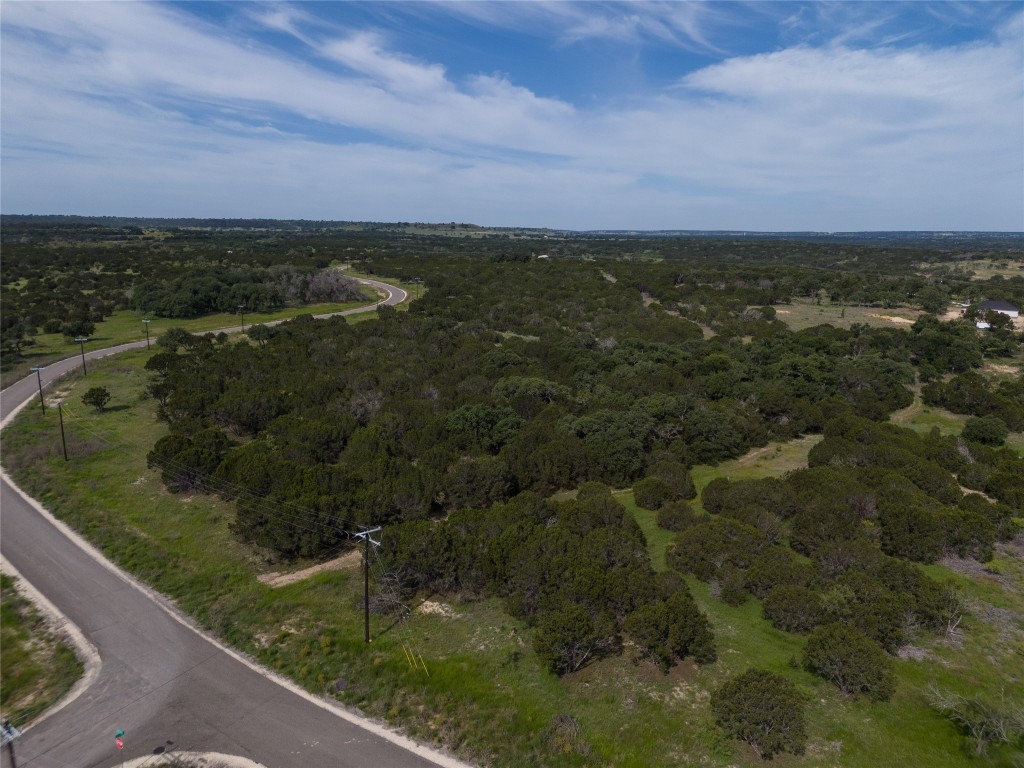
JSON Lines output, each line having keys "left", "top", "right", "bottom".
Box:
{"left": 142, "top": 258, "right": 961, "bottom": 551}
{"left": 141, "top": 254, "right": 1020, "bottom": 691}
{"left": 922, "top": 371, "right": 1024, "bottom": 432}
{"left": 380, "top": 485, "right": 715, "bottom": 674}
{"left": 664, "top": 413, "right": 1021, "bottom": 705}
{"left": 0, "top": 221, "right": 370, "bottom": 360}
{"left": 131, "top": 265, "right": 364, "bottom": 318}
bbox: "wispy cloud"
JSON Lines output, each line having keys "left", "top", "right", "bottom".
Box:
{"left": 1, "top": 1, "right": 1020, "bottom": 230}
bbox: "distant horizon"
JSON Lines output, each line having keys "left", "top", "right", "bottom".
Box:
{"left": 3, "top": 213, "right": 1023, "bottom": 238}
{"left": 3, "top": 2, "right": 1021, "bottom": 231}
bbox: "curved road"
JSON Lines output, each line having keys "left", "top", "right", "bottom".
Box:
{"left": 0, "top": 282, "right": 470, "bottom": 768}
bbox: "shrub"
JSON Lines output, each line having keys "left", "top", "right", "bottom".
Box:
{"left": 656, "top": 501, "right": 696, "bottom": 532}
{"left": 719, "top": 567, "right": 747, "bottom": 607}
{"left": 803, "top": 623, "right": 895, "bottom": 701}
{"left": 82, "top": 386, "right": 111, "bottom": 413}
{"left": 711, "top": 668, "right": 807, "bottom": 759}
{"left": 533, "top": 603, "right": 617, "bottom": 675}
{"left": 962, "top": 416, "right": 1009, "bottom": 447}
{"left": 763, "top": 585, "right": 823, "bottom": 633}
{"left": 633, "top": 476, "right": 674, "bottom": 510}
{"left": 927, "top": 684, "right": 1024, "bottom": 756}
{"left": 648, "top": 460, "right": 697, "bottom": 500}
{"left": 700, "top": 477, "right": 731, "bottom": 514}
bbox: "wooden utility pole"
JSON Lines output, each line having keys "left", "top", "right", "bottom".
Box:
{"left": 58, "top": 402, "right": 68, "bottom": 461}
{"left": 353, "top": 527, "right": 381, "bottom": 643}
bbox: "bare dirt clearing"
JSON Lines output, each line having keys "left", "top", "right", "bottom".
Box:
{"left": 258, "top": 550, "right": 360, "bottom": 588}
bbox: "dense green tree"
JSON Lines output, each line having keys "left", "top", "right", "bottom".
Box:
{"left": 762, "top": 585, "right": 823, "bottom": 633}
{"left": 711, "top": 668, "right": 807, "bottom": 759}
{"left": 633, "top": 477, "right": 674, "bottom": 510}
{"left": 656, "top": 501, "right": 697, "bottom": 532}
{"left": 803, "top": 623, "right": 895, "bottom": 701}
{"left": 962, "top": 416, "right": 1010, "bottom": 446}
{"left": 533, "top": 602, "right": 618, "bottom": 675}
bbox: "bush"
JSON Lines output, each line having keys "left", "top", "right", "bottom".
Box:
{"left": 656, "top": 501, "right": 696, "bottom": 532}
{"left": 803, "top": 623, "right": 895, "bottom": 701}
{"left": 763, "top": 585, "right": 823, "bottom": 633}
{"left": 962, "top": 416, "right": 1010, "bottom": 447}
{"left": 82, "top": 386, "right": 111, "bottom": 413}
{"left": 60, "top": 319, "right": 95, "bottom": 340}
{"left": 927, "top": 684, "right": 1024, "bottom": 756}
{"left": 711, "top": 668, "right": 807, "bottom": 759}
{"left": 625, "top": 588, "right": 716, "bottom": 670}
{"left": 701, "top": 477, "right": 731, "bottom": 514}
{"left": 648, "top": 460, "right": 697, "bottom": 500}
{"left": 719, "top": 567, "right": 747, "bottom": 607}
{"left": 744, "top": 549, "right": 819, "bottom": 600}
{"left": 533, "top": 603, "right": 617, "bottom": 675}
{"left": 633, "top": 476, "right": 673, "bottom": 510}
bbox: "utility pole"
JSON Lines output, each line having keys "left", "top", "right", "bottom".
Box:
{"left": 58, "top": 402, "right": 68, "bottom": 461}
{"left": 142, "top": 318, "right": 151, "bottom": 350}
{"left": 2, "top": 718, "right": 21, "bottom": 768}
{"left": 74, "top": 337, "right": 89, "bottom": 375}
{"left": 353, "top": 527, "right": 381, "bottom": 643}
{"left": 29, "top": 366, "right": 45, "bottom": 414}
{"left": 237, "top": 304, "right": 246, "bottom": 333}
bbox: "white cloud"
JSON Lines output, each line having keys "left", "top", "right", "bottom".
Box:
{"left": 1, "top": 1, "right": 1021, "bottom": 230}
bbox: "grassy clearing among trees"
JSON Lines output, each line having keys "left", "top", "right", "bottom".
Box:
{"left": 4, "top": 350, "right": 1020, "bottom": 767}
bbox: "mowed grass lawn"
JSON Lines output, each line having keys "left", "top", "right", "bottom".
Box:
{"left": 2, "top": 351, "right": 1019, "bottom": 767}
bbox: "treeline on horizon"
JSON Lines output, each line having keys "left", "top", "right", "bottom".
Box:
{"left": 2, "top": 219, "right": 1023, "bottom": 356}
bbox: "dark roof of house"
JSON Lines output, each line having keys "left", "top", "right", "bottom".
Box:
{"left": 978, "top": 299, "right": 1020, "bottom": 312}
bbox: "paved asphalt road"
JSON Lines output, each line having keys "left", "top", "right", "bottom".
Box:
{"left": 0, "top": 282, "right": 470, "bottom": 768}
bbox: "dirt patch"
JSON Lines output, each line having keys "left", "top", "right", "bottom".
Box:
{"left": 641, "top": 292, "right": 656, "bottom": 307}
{"left": 600, "top": 271, "right": 617, "bottom": 283}
{"left": 258, "top": 550, "right": 360, "bottom": 588}
{"left": 415, "top": 600, "right": 459, "bottom": 619}
{"left": 984, "top": 362, "right": 1020, "bottom": 376}
{"left": 868, "top": 313, "right": 915, "bottom": 325}
{"left": 939, "top": 554, "right": 1013, "bottom": 591}
{"left": 897, "top": 645, "right": 933, "bottom": 661}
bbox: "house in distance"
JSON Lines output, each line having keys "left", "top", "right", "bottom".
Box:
{"left": 977, "top": 299, "right": 1020, "bottom": 318}
{"left": 973, "top": 299, "right": 1020, "bottom": 330}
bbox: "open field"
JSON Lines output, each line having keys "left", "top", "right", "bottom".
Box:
{"left": 4, "top": 351, "right": 1019, "bottom": 766}
{"left": 891, "top": 398, "right": 1024, "bottom": 457}
{"left": 774, "top": 300, "right": 924, "bottom": 331}
{"left": 919, "top": 259, "right": 1024, "bottom": 281}
{"left": 690, "top": 435, "right": 824, "bottom": 511}
{"left": 0, "top": 572, "right": 84, "bottom": 728}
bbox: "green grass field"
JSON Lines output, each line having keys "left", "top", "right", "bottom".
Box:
{"left": 2, "top": 354, "right": 1020, "bottom": 767}
{"left": 774, "top": 300, "right": 923, "bottom": 332}
{"left": 918, "top": 259, "right": 1024, "bottom": 282}
{"left": 0, "top": 572, "right": 84, "bottom": 728}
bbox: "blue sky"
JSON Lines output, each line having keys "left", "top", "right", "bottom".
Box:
{"left": 2, "top": 1, "right": 1021, "bottom": 231}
